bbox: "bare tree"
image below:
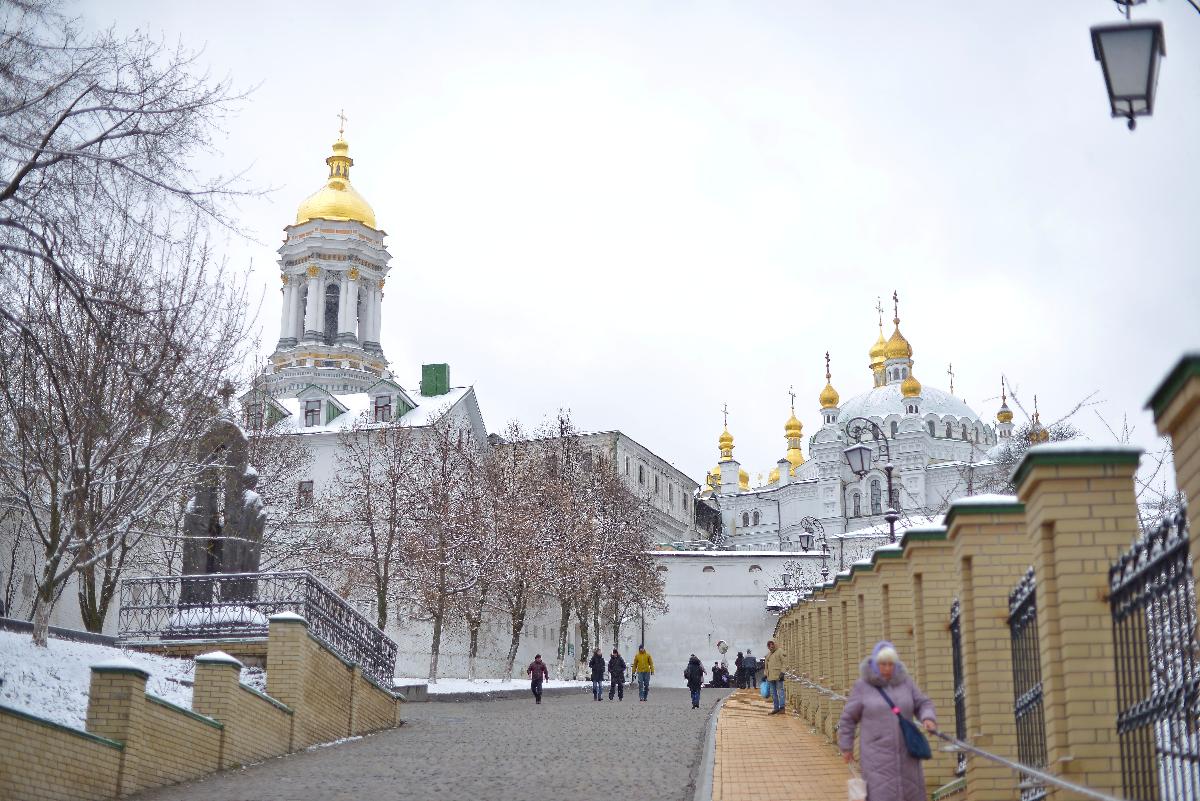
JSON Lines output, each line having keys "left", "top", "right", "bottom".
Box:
{"left": 0, "top": 210, "right": 252, "bottom": 644}
{"left": 0, "top": 0, "right": 247, "bottom": 342}
{"left": 318, "top": 413, "right": 417, "bottom": 630}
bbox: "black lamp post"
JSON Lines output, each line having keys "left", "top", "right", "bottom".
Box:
{"left": 842, "top": 417, "right": 900, "bottom": 543}
{"left": 798, "top": 516, "right": 828, "bottom": 582}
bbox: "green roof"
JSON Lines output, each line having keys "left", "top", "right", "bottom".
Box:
{"left": 1147, "top": 353, "right": 1200, "bottom": 423}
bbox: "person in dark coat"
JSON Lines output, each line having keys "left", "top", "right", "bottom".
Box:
{"left": 684, "top": 654, "right": 707, "bottom": 708}
{"left": 742, "top": 650, "right": 758, "bottom": 689}
{"left": 527, "top": 654, "right": 550, "bottom": 704}
{"left": 588, "top": 648, "right": 605, "bottom": 701}
{"left": 607, "top": 648, "right": 627, "bottom": 700}
{"left": 734, "top": 651, "right": 745, "bottom": 688}
{"left": 838, "top": 641, "right": 936, "bottom": 801}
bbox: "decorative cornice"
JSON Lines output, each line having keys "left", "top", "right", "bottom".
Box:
{"left": 944, "top": 501, "right": 1025, "bottom": 530}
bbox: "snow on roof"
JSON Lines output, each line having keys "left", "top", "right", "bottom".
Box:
{"left": 269, "top": 611, "right": 307, "bottom": 623}
{"left": 92, "top": 656, "right": 149, "bottom": 674}
{"left": 273, "top": 387, "right": 470, "bottom": 435}
{"left": 950, "top": 493, "right": 1021, "bottom": 506}
{"left": 1025, "top": 442, "right": 1142, "bottom": 455}
{"left": 195, "top": 651, "right": 243, "bottom": 667}
{"left": 838, "top": 383, "right": 982, "bottom": 424}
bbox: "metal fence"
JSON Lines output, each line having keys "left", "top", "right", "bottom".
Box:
{"left": 950, "top": 597, "right": 968, "bottom": 777}
{"left": 1009, "top": 567, "right": 1048, "bottom": 801}
{"left": 118, "top": 571, "right": 398, "bottom": 687}
{"left": 1109, "top": 504, "right": 1198, "bottom": 801}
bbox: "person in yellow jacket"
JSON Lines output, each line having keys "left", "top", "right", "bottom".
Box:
{"left": 763, "top": 639, "right": 787, "bottom": 714}
{"left": 631, "top": 644, "right": 655, "bottom": 701}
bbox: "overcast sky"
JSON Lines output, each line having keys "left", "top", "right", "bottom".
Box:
{"left": 89, "top": 0, "right": 1200, "bottom": 485}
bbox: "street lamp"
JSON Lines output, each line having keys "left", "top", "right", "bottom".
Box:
{"left": 1091, "top": 20, "right": 1166, "bottom": 130}
{"left": 842, "top": 417, "right": 900, "bottom": 543}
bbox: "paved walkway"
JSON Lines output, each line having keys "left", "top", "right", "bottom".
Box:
{"left": 133, "top": 687, "right": 731, "bottom": 801}
{"left": 711, "top": 690, "right": 849, "bottom": 801}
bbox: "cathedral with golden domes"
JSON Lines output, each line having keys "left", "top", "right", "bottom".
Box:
{"left": 697, "top": 293, "right": 1015, "bottom": 554}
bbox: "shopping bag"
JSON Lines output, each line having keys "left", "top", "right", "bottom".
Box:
{"left": 847, "top": 765, "right": 867, "bottom": 801}
{"left": 760, "top": 682, "right": 771, "bottom": 699}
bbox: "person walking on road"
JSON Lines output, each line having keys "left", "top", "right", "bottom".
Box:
{"left": 763, "top": 639, "right": 787, "bottom": 714}
{"left": 734, "top": 651, "right": 745, "bottom": 688}
{"left": 527, "top": 654, "right": 550, "bottom": 705}
{"left": 684, "top": 654, "right": 707, "bottom": 709}
{"left": 607, "top": 648, "right": 627, "bottom": 700}
{"left": 742, "top": 649, "right": 758, "bottom": 689}
{"left": 588, "top": 648, "right": 606, "bottom": 701}
{"left": 632, "top": 644, "right": 655, "bottom": 701}
{"left": 838, "top": 641, "right": 937, "bottom": 801}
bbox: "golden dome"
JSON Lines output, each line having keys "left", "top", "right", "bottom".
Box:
{"left": 820, "top": 350, "right": 840, "bottom": 409}
{"left": 785, "top": 412, "right": 803, "bottom": 440}
{"left": 769, "top": 466, "right": 780, "bottom": 484}
{"left": 885, "top": 325, "right": 913, "bottom": 360}
{"left": 738, "top": 468, "right": 750, "bottom": 490}
{"left": 997, "top": 379, "right": 1013, "bottom": 423}
{"left": 295, "top": 136, "right": 377, "bottom": 228}
{"left": 869, "top": 329, "right": 887, "bottom": 370}
{"left": 718, "top": 427, "right": 734, "bottom": 459}
{"left": 706, "top": 467, "right": 721, "bottom": 491}
{"left": 901, "top": 374, "right": 922, "bottom": 398}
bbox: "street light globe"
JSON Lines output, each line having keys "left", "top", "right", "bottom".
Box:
{"left": 843, "top": 441, "right": 873, "bottom": 477}
{"left": 1091, "top": 20, "right": 1166, "bottom": 130}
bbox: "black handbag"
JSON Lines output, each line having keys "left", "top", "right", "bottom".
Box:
{"left": 876, "top": 687, "right": 932, "bottom": 760}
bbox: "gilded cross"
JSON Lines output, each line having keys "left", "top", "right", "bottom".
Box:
{"left": 721, "top": 403, "right": 729, "bottom": 429}
{"left": 217, "top": 379, "right": 235, "bottom": 408}
{"left": 874, "top": 297, "right": 884, "bottom": 328}
{"left": 337, "top": 109, "right": 348, "bottom": 138}
{"left": 825, "top": 350, "right": 831, "bottom": 381}
{"left": 892, "top": 290, "right": 900, "bottom": 322}
{"left": 788, "top": 385, "right": 796, "bottom": 411}
{"left": 947, "top": 363, "right": 956, "bottom": 395}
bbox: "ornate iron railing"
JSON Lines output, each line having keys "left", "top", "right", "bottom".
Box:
{"left": 118, "top": 571, "right": 397, "bottom": 687}
{"left": 1109, "top": 504, "right": 1198, "bottom": 801}
{"left": 1009, "top": 567, "right": 1048, "bottom": 801}
{"left": 950, "top": 597, "right": 968, "bottom": 777}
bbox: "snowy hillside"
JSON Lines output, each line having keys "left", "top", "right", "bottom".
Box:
{"left": 0, "top": 630, "right": 262, "bottom": 730}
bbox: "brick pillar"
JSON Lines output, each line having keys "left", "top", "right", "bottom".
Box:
{"left": 267, "top": 612, "right": 308, "bottom": 748}
{"left": 902, "top": 525, "right": 957, "bottom": 794}
{"left": 816, "top": 599, "right": 833, "bottom": 737}
{"left": 839, "top": 579, "right": 861, "bottom": 704}
{"left": 800, "top": 601, "right": 817, "bottom": 723}
{"left": 1014, "top": 445, "right": 1142, "bottom": 798}
{"left": 825, "top": 592, "right": 846, "bottom": 737}
{"left": 946, "top": 497, "right": 1027, "bottom": 801}
{"left": 1149, "top": 353, "right": 1200, "bottom": 581}
{"left": 86, "top": 660, "right": 149, "bottom": 795}
{"left": 854, "top": 564, "right": 883, "bottom": 656}
{"left": 876, "top": 554, "right": 915, "bottom": 665}
{"left": 193, "top": 651, "right": 242, "bottom": 767}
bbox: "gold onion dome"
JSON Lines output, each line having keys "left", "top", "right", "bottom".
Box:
{"left": 997, "top": 380, "right": 1013, "bottom": 423}
{"left": 738, "top": 467, "right": 750, "bottom": 490}
{"left": 901, "top": 374, "right": 922, "bottom": 398}
{"left": 820, "top": 351, "right": 840, "bottom": 409}
{"left": 869, "top": 328, "right": 887, "bottom": 371}
{"left": 295, "top": 136, "right": 377, "bottom": 228}
{"left": 718, "top": 427, "right": 734, "bottom": 458}
{"left": 769, "top": 466, "right": 780, "bottom": 484}
{"left": 885, "top": 322, "right": 913, "bottom": 360}
{"left": 785, "top": 412, "right": 803, "bottom": 440}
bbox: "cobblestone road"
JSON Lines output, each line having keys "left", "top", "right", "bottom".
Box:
{"left": 134, "top": 687, "right": 731, "bottom": 801}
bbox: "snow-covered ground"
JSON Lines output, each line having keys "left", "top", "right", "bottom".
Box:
{"left": 395, "top": 677, "right": 590, "bottom": 695}
{"left": 0, "top": 630, "right": 259, "bottom": 730}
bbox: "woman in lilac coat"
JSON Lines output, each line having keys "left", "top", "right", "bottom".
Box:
{"left": 838, "top": 641, "right": 936, "bottom": 801}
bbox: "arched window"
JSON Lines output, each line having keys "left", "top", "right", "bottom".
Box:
{"left": 852, "top": 492, "right": 861, "bottom": 517}
{"left": 742, "top": 512, "right": 750, "bottom": 527}
{"left": 749, "top": 565, "right": 763, "bottom": 573}
{"left": 638, "top": 465, "right": 645, "bottom": 484}
{"left": 961, "top": 427, "right": 968, "bottom": 441}
{"left": 323, "top": 283, "right": 340, "bottom": 344}
{"left": 752, "top": 511, "right": 761, "bottom": 525}
{"left": 927, "top": 421, "right": 935, "bottom": 436}
{"left": 871, "top": 480, "right": 882, "bottom": 515}
{"left": 945, "top": 423, "right": 953, "bottom": 438}
{"left": 702, "top": 566, "right": 716, "bottom": 573}
{"left": 890, "top": 421, "right": 898, "bottom": 436}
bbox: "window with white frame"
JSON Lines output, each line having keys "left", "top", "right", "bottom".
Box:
{"left": 304, "top": 399, "right": 321, "bottom": 427}
{"left": 373, "top": 395, "right": 391, "bottom": 422}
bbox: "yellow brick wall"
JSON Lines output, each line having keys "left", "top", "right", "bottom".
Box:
{"left": 131, "top": 695, "right": 223, "bottom": 793}
{"left": 193, "top": 660, "right": 294, "bottom": 768}
{"left": 0, "top": 707, "right": 122, "bottom": 801}
{"left": 1017, "top": 455, "right": 1139, "bottom": 798}
{"left": 130, "top": 639, "right": 269, "bottom": 667}
{"left": 353, "top": 669, "right": 402, "bottom": 732}
{"left": 1153, "top": 369, "right": 1200, "bottom": 601}
{"left": 299, "top": 633, "right": 356, "bottom": 747}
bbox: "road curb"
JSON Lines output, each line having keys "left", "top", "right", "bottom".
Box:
{"left": 692, "top": 693, "right": 731, "bottom": 801}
